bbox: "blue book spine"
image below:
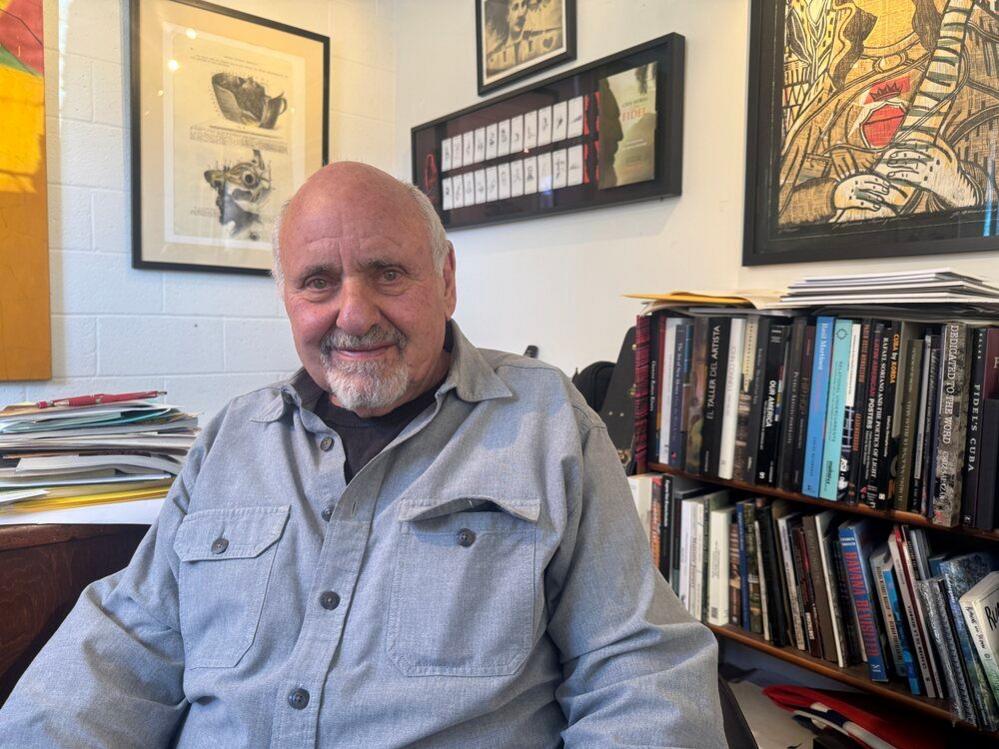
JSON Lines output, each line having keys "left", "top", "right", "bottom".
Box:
{"left": 883, "top": 564, "right": 922, "bottom": 695}
{"left": 839, "top": 524, "right": 888, "bottom": 681}
{"left": 737, "top": 502, "right": 750, "bottom": 630}
{"left": 803, "top": 316, "right": 835, "bottom": 496}
{"left": 820, "top": 319, "right": 854, "bottom": 499}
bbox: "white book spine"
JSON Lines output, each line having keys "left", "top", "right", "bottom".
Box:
{"left": 888, "top": 533, "right": 938, "bottom": 698}
{"left": 899, "top": 529, "right": 943, "bottom": 694}
{"left": 777, "top": 516, "right": 806, "bottom": 650}
{"left": 816, "top": 515, "right": 847, "bottom": 668}
{"left": 658, "top": 319, "right": 680, "bottom": 463}
{"left": 708, "top": 508, "right": 732, "bottom": 625}
{"left": 960, "top": 572, "right": 999, "bottom": 705}
{"left": 718, "top": 318, "right": 745, "bottom": 480}
{"left": 679, "top": 500, "right": 695, "bottom": 613}
{"left": 693, "top": 504, "right": 706, "bottom": 621}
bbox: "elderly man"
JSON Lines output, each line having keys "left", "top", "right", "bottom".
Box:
{"left": 0, "top": 163, "right": 725, "bottom": 747}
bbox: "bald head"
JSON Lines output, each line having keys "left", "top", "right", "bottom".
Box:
{"left": 272, "top": 162, "right": 448, "bottom": 287}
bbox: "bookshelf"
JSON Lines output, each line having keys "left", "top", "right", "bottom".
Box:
{"left": 649, "top": 462, "right": 995, "bottom": 733}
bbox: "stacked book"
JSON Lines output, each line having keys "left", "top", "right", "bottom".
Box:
{"left": 0, "top": 392, "right": 199, "bottom": 523}
{"left": 634, "top": 272, "right": 999, "bottom": 529}
{"left": 638, "top": 473, "right": 999, "bottom": 731}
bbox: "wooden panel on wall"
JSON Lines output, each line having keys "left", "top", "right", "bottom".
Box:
{"left": 0, "top": 0, "right": 51, "bottom": 380}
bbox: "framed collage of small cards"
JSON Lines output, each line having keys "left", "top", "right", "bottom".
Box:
{"left": 411, "top": 34, "right": 685, "bottom": 231}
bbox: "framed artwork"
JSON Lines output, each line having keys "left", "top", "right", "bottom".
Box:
{"left": 413, "top": 34, "right": 685, "bottom": 231}
{"left": 130, "top": 0, "right": 329, "bottom": 275}
{"left": 0, "top": 0, "right": 51, "bottom": 379}
{"left": 744, "top": 0, "right": 999, "bottom": 266}
{"left": 476, "top": 0, "right": 576, "bottom": 96}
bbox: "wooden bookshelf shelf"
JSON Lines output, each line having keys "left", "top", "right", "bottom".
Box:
{"left": 647, "top": 462, "right": 999, "bottom": 543}
{"left": 705, "top": 623, "right": 976, "bottom": 729}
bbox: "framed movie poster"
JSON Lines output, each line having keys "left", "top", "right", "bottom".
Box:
{"left": 476, "top": 0, "right": 576, "bottom": 95}
{"left": 130, "top": 0, "right": 329, "bottom": 275}
{"left": 744, "top": 0, "right": 999, "bottom": 266}
{"left": 413, "top": 34, "right": 684, "bottom": 231}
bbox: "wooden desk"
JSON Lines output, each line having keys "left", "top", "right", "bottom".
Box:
{"left": 0, "top": 524, "right": 147, "bottom": 703}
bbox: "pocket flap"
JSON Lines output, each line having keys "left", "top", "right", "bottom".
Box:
{"left": 174, "top": 505, "right": 290, "bottom": 561}
{"left": 397, "top": 496, "right": 540, "bottom": 524}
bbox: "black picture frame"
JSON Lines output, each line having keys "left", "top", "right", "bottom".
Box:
{"left": 476, "top": 0, "right": 577, "bottom": 96}
{"left": 744, "top": 0, "right": 999, "bottom": 266}
{"left": 129, "top": 0, "right": 329, "bottom": 276}
{"left": 413, "top": 34, "right": 684, "bottom": 231}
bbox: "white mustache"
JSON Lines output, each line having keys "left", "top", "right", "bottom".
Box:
{"left": 319, "top": 326, "right": 407, "bottom": 356}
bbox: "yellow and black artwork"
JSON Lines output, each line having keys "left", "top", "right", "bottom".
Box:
{"left": 745, "top": 0, "right": 999, "bottom": 264}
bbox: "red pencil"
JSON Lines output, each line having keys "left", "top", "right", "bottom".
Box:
{"left": 35, "top": 391, "right": 166, "bottom": 409}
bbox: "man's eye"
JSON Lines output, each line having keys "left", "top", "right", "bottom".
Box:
{"left": 382, "top": 269, "right": 401, "bottom": 282}
{"left": 305, "top": 278, "right": 329, "bottom": 290}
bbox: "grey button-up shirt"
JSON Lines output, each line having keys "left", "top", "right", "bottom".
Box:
{"left": 0, "top": 323, "right": 726, "bottom": 748}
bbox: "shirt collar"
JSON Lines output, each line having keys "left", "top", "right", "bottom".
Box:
{"left": 251, "top": 320, "right": 512, "bottom": 424}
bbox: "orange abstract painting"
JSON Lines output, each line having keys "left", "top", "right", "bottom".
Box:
{"left": 0, "top": 0, "right": 50, "bottom": 380}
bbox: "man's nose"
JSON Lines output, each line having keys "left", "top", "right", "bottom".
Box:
{"left": 336, "top": 279, "right": 381, "bottom": 336}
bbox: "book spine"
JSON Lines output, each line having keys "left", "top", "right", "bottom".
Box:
{"left": 650, "top": 475, "right": 663, "bottom": 572}
{"left": 756, "top": 324, "right": 788, "bottom": 485}
{"left": 793, "top": 523, "right": 821, "bottom": 658}
{"left": 737, "top": 502, "right": 751, "bottom": 629}
{"left": 633, "top": 314, "right": 652, "bottom": 471}
{"left": 745, "top": 318, "right": 771, "bottom": 484}
{"left": 693, "top": 501, "right": 706, "bottom": 620}
{"left": 815, "top": 517, "right": 848, "bottom": 667}
{"left": 888, "top": 529, "right": 938, "bottom": 698}
{"left": 732, "top": 317, "right": 759, "bottom": 482}
{"left": 859, "top": 323, "right": 885, "bottom": 509}
{"left": 669, "top": 479, "right": 683, "bottom": 596}
{"left": 917, "top": 579, "right": 974, "bottom": 722}
{"left": 648, "top": 314, "right": 664, "bottom": 463}
{"left": 791, "top": 325, "right": 816, "bottom": 493}
{"left": 728, "top": 520, "right": 741, "bottom": 627}
{"left": 701, "top": 319, "right": 729, "bottom": 476}
{"left": 866, "top": 326, "right": 892, "bottom": 508}
{"left": 841, "top": 528, "right": 889, "bottom": 681}
{"left": 880, "top": 325, "right": 904, "bottom": 509}
{"left": 836, "top": 323, "right": 862, "bottom": 502}
{"left": 679, "top": 500, "right": 695, "bottom": 613}
{"left": 976, "top": 399, "right": 999, "bottom": 531}
{"left": 921, "top": 334, "right": 942, "bottom": 517}
{"left": 962, "top": 586, "right": 999, "bottom": 706}
{"left": 928, "top": 578, "right": 978, "bottom": 724}
{"left": 963, "top": 327, "right": 988, "bottom": 526}
{"left": 872, "top": 554, "right": 908, "bottom": 682}
{"left": 831, "top": 530, "right": 863, "bottom": 665}
{"left": 820, "top": 319, "right": 854, "bottom": 499}
{"left": 882, "top": 559, "right": 923, "bottom": 694}
{"left": 778, "top": 517, "right": 807, "bottom": 651}
{"left": 911, "top": 332, "right": 933, "bottom": 509}
{"left": 744, "top": 502, "right": 763, "bottom": 635}
{"left": 668, "top": 323, "right": 692, "bottom": 467}
{"left": 803, "top": 317, "right": 835, "bottom": 497}
{"left": 708, "top": 509, "right": 731, "bottom": 625}
{"left": 803, "top": 515, "right": 836, "bottom": 662}
{"left": 660, "top": 474, "right": 674, "bottom": 580}
{"left": 718, "top": 318, "right": 745, "bottom": 480}
{"left": 758, "top": 505, "right": 789, "bottom": 647}
{"left": 658, "top": 319, "right": 679, "bottom": 466}
{"left": 754, "top": 519, "right": 771, "bottom": 641}
{"left": 934, "top": 322, "right": 971, "bottom": 527}
{"left": 684, "top": 318, "right": 710, "bottom": 474}
{"left": 846, "top": 321, "right": 873, "bottom": 504}
{"left": 896, "top": 339, "right": 924, "bottom": 510}
{"left": 777, "top": 317, "right": 807, "bottom": 491}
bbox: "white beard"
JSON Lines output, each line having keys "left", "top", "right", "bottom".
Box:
{"left": 322, "top": 354, "right": 410, "bottom": 413}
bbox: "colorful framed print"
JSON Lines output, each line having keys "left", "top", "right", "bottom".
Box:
{"left": 744, "top": 0, "right": 999, "bottom": 265}
{"left": 414, "top": 34, "right": 685, "bottom": 230}
{"left": 130, "top": 0, "right": 329, "bottom": 275}
{"left": 476, "top": 0, "right": 576, "bottom": 96}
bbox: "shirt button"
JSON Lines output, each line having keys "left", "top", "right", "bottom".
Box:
{"left": 321, "top": 505, "right": 334, "bottom": 522}
{"left": 210, "top": 537, "right": 229, "bottom": 554}
{"left": 320, "top": 591, "right": 341, "bottom": 610}
{"left": 288, "top": 687, "right": 310, "bottom": 710}
{"left": 320, "top": 436, "right": 334, "bottom": 451}
{"left": 456, "top": 528, "right": 476, "bottom": 547}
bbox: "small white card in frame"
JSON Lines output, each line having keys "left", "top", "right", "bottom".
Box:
{"left": 474, "top": 127, "right": 486, "bottom": 163}
{"left": 498, "top": 119, "right": 510, "bottom": 157}
{"left": 442, "top": 176, "right": 453, "bottom": 209}
{"left": 552, "top": 148, "right": 568, "bottom": 189}
{"left": 524, "top": 110, "right": 538, "bottom": 150}
{"left": 537, "top": 105, "right": 552, "bottom": 147}
{"left": 462, "top": 132, "right": 474, "bottom": 166}
{"left": 523, "top": 155, "right": 538, "bottom": 194}
{"left": 453, "top": 174, "right": 465, "bottom": 208}
{"left": 510, "top": 115, "right": 523, "bottom": 153}
{"left": 463, "top": 172, "right": 475, "bottom": 205}
{"left": 474, "top": 169, "right": 486, "bottom": 204}
{"left": 567, "top": 144, "right": 584, "bottom": 186}
{"left": 441, "top": 139, "right": 452, "bottom": 171}
{"left": 551, "top": 101, "right": 568, "bottom": 143}
{"left": 537, "top": 150, "right": 553, "bottom": 192}
{"left": 511, "top": 159, "right": 524, "bottom": 197}
{"left": 451, "top": 135, "right": 463, "bottom": 169}
{"left": 486, "top": 166, "right": 498, "bottom": 202}
{"left": 567, "top": 96, "right": 584, "bottom": 139}
{"left": 498, "top": 162, "right": 511, "bottom": 199}
{"left": 486, "top": 123, "right": 498, "bottom": 160}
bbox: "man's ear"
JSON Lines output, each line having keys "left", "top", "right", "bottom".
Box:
{"left": 443, "top": 241, "right": 457, "bottom": 316}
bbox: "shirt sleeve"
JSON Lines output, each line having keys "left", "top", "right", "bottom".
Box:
{"left": 0, "top": 466, "right": 195, "bottom": 747}
{"left": 546, "top": 421, "right": 728, "bottom": 749}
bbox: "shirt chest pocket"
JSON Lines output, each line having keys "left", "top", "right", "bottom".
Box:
{"left": 173, "top": 505, "right": 290, "bottom": 669}
{"left": 387, "top": 496, "right": 540, "bottom": 677}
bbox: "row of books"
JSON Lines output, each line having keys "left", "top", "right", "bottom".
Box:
{"left": 634, "top": 309, "right": 999, "bottom": 528}
{"left": 638, "top": 473, "right": 999, "bottom": 730}
{"left": 0, "top": 393, "right": 198, "bottom": 523}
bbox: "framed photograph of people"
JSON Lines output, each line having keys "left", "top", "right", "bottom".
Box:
{"left": 130, "top": 0, "right": 329, "bottom": 275}
{"left": 744, "top": 0, "right": 999, "bottom": 265}
{"left": 476, "top": 0, "right": 577, "bottom": 96}
{"left": 413, "top": 34, "right": 684, "bottom": 230}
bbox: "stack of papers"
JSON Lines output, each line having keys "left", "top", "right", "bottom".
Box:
{"left": 626, "top": 289, "right": 784, "bottom": 313}
{"left": 0, "top": 397, "right": 199, "bottom": 524}
{"left": 776, "top": 268, "right": 999, "bottom": 308}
